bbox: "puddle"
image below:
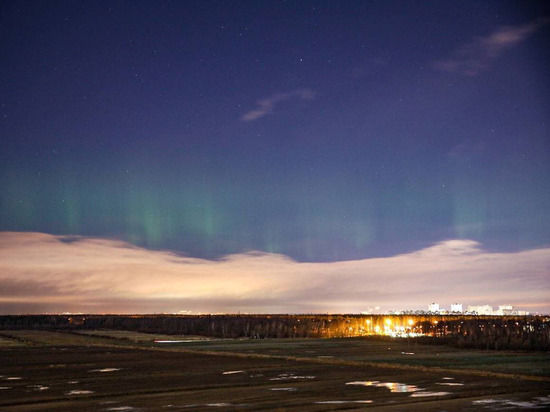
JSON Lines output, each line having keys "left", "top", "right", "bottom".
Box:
{"left": 473, "top": 398, "right": 548, "bottom": 409}
{"left": 67, "top": 389, "right": 95, "bottom": 395}
{"left": 442, "top": 377, "right": 454, "bottom": 380}
{"left": 89, "top": 368, "right": 121, "bottom": 373}
{"left": 68, "top": 380, "right": 79, "bottom": 384}
{"left": 315, "top": 400, "right": 373, "bottom": 404}
{"left": 346, "top": 381, "right": 420, "bottom": 393}
{"left": 401, "top": 352, "right": 415, "bottom": 355}
{"left": 105, "top": 407, "right": 135, "bottom": 411}
{"left": 29, "top": 385, "right": 49, "bottom": 391}
{"left": 410, "top": 391, "right": 451, "bottom": 397}
{"left": 166, "top": 404, "right": 244, "bottom": 408}
{"left": 0, "top": 386, "right": 10, "bottom": 390}
{"left": 270, "top": 387, "right": 297, "bottom": 391}
{"left": 504, "top": 401, "right": 539, "bottom": 408}
{"left": 535, "top": 396, "right": 550, "bottom": 404}
{"left": 270, "top": 373, "right": 315, "bottom": 381}
{"left": 222, "top": 370, "right": 244, "bottom": 375}
{"left": 474, "top": 399, "right": 505, "bottom": 405}
{"left": 6, "top": 377, "right": 22, "bottom": 380}
{"left": 437, "top": 382, "right": 464, "bottom": 386}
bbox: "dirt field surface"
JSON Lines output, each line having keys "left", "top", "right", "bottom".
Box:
{"left": 0, "top": 330, "right": 548, "bottom": 411}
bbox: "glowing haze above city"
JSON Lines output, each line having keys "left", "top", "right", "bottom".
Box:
{"left": 1, "top": 1, "right": 549, "bottom": 314}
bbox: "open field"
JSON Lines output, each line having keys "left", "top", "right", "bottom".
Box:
{"left": 76, "top": 330, "right": 210, "bottom": 343}
{"left": 0, "top": 335, "right": 25, "bottom": 348}
{"left": 164, "top": 337, "right": 550, "bottom": 378}
{"left": 0, "top": 330, "right": 549, "bottom": 411}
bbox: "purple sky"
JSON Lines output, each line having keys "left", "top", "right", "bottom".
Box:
{"left": 1, "top": 1, "right": 549, "bottom": 313}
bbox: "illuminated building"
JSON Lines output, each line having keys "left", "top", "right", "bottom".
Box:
{"left": 451, "top": 303, "right": 463, "bottom": 313}
{"left": 428, "top": 303, "right": 440, "bottom": 313}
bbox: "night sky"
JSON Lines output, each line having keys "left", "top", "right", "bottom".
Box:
{"left": 1, "top": 1, "right": 549, "bottom": 314}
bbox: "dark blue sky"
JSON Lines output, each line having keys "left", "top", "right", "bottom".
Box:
{"left": 1, "top": 0, "right": 549, "bottom": 262}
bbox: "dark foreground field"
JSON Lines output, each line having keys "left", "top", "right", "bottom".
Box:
{"left": 0, "top": 330, "right": 549, "bottom": 411}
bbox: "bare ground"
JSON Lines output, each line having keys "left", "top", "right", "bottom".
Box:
{"left": 0, "top": 330, "right": 548, "bottom": 411}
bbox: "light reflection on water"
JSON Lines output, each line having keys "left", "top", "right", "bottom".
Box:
{"left": 346, "top": 381, "right": 420, "bottom": 393}
{"left": 410, "top": 391, "right": 451, "bottom": 397}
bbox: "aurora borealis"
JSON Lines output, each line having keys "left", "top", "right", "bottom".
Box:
{"left": 1, "top": 1, "right": 549, "bottom": 314}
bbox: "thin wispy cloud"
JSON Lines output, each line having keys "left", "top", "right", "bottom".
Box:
{"left": 434, "top": 18, "right": 549, "bottom": 76}
{"left": 1, "top": 232, "right": 549, "bottom": 314}
{"left": 241, "top": 89, "right": 315, "bottom": 121}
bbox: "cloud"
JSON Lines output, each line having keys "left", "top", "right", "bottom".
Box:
{"left": 241, "top": 89, "right": 314, "bottom": 121}
{"left": 434, "top": 18, "right": 549, "bottom": 76}
{"left": 1, "top": 232, "right": 549, "bottom": 314}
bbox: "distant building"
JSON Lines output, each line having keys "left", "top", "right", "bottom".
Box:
{"left": 467, "top": 305, "right": 493, "bottom": 315}
{"left": 516, "top": 310, "right": 529, "bottom": 316}
{"left": 428, "top": 303, "right": 440, "bottom": 313}
{"left": 493, "top": 305, "right": 514, "bottom": 316}
{"left": 451, "top": 303, "right": 463, "bottom": 313}
{"left": 416, "top": 302, "right": 529, "bottom": 316}
{"left": 494, "top": 305, "right": 530, "bottom": 316}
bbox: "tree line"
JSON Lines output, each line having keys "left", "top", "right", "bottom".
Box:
{"left": 0, "top": 314, "right": 548, "bottom": 350}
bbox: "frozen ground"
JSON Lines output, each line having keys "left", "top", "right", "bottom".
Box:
{"left": 0, "top": 330, "right": 548, "bottom": 411}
